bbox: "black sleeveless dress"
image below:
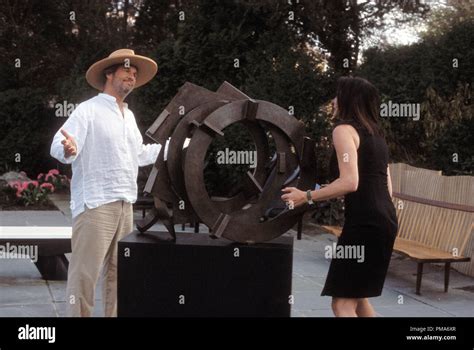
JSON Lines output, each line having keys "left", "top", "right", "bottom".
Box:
{"left": 321, "top": 120, "right": 398, "bottom": 298}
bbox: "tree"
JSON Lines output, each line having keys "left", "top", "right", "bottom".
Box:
{"left": 358, "top": 5, "right": 473, "bottom": 174}
{"left": 131, "top": 0, "right": 333, "bottom": 193}
{"left": 0, "top": 0, "right": 137, "bottom": 175}
{"left": 294, "top": 0, "right": 430, "bottom": 74}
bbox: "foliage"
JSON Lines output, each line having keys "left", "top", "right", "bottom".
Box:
{"left": 358, "top": 16, "right": 473, "bottom": 175}
{"left": 311, "top": 197, "right": 345, "bottom": 227}
{"left": 132, "top": 0, "right": 333, "bottom": 195}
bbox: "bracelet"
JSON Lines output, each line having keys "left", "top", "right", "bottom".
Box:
{"left": 306, "top": 190, "right": 314, "bottom": 205}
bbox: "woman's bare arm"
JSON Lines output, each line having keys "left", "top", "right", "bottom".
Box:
{"left": 387, "top": 165, "right": 393, "bottom": 198}
{"left": 281, "top": 124, "right": 359, "bottom": 206}
{"left": 309, "top": 125, "right": 359, "bottom": 201}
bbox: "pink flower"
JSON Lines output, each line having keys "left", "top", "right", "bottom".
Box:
{"left": 8, "top": 181, "right": 25, "bottom": 197}
{"left": 40, "top": 183, "right": 55, "bottom": 192}
{"left": 26, "top": 181, "right": 38, "bottom": 190}
{"left": 48, "top": 169, "right": 60, "bottom": 175}
{"left": 8, "top": 180, "right": 20, "bottom": 189}
{"left": 45, "top": 174, "right": 56, "bottom": 182}
{"left": 37, "top": 173, "right": 45, "bottom": 180}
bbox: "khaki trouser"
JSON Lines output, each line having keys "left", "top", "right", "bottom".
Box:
{"left": 66, "top": 200, "right": 133, "bottom": 317}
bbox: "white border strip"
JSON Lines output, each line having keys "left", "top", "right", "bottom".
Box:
{"left": 0, "top": 226, "right": 72, "bottom": 239}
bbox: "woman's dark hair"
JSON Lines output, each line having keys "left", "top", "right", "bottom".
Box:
{"left": 335, "top": 76, "right": 383, "bottom": 136}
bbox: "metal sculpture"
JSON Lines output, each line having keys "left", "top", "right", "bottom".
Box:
{"left": 137, "top": 81, "right": 316, "bottom": 243}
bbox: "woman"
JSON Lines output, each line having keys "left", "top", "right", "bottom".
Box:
{"left": 281, "top": 76, "right": 398, "bottom": 317}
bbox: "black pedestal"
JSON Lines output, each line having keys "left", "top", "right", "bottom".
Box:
{"left": 118, "top": 231, "right": 293, "bottom": 317}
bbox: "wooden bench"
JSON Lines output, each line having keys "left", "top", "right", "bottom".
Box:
{"left": 392, "top": 191, "right": 472, "bottom": 295}
{"left": 0, "top": 226, "right": 71, "bottom": 280}
{"left": 394, "top": 238, "right": 469, "bottom": 295}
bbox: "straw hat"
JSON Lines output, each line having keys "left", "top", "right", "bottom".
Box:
{"left": 86, "top": 49, "right": 158, "bottom": 90}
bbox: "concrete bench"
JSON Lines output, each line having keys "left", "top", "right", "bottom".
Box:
{"left": 0, "top": 226, "right": 71, "bottom": 280}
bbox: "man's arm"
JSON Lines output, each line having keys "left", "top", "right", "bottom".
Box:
{"left": 50, "top": 105, "right": 88, "bottom": 164}
{"left": 137, "top": 142, "right": 162, "bottom": 166}
{"left": 133, "top": 121, "right": 161, "bottom": 166}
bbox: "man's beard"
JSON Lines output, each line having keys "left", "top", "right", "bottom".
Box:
{"left": 114, "top": 80, "right": 134, "bottom": 98}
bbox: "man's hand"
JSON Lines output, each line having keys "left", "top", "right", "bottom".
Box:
{"left": 281, "top": 187, "right": 307, "bottom": 208}
{"left": 61, "top": 129, "right": 77, "bottom": 158}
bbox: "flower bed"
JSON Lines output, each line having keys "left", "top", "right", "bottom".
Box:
{"left": 1, "top": 169, "right": 70, "bottom": 210}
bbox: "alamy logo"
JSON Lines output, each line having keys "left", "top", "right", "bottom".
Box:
{"left": 216, "top": 148, "right": 257, "bottom": 168}
{"left": 55, "top": 100, "right": 79, "bottom": 117}
{"left": 0, "top": 243, "right": 38, "bottom": 262}
{"left": 18, "top": 324, "right": 56, "bottom": 343}
{"left": 380, "top": 101, "right": 420, "bottom": 121}
{"left": 324, "top": 243, "right": 365, "bottom": 263}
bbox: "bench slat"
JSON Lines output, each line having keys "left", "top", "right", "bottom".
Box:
{"left": 394, "top": 238, "right": 470, "bottom": 263}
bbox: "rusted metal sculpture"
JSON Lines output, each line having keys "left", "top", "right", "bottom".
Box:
{"left": 137, "top": 81, "right": 316, "bottom": 243}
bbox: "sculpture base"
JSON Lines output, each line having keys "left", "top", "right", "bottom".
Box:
{"left": 118, "top": 231, "right": 293, "bottom": 317}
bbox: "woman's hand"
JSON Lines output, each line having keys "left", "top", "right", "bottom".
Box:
{"left": 281, "top": 187, "right": 307, "bottom": 208}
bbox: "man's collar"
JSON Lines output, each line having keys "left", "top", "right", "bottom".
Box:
{"left": 98, "top": 93, "right": 128, "bottom": 108}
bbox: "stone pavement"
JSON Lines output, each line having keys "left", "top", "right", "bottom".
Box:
{"left": 1, "top": 209, "right": 473, "bottom": 317}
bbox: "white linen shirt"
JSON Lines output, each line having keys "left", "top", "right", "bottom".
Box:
{"left": 50, "top": 93, "right": 161, "bottom": 218}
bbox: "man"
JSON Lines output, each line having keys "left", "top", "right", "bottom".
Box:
{"left": 50, "top": 49, "right": 161, "bottom": 317}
